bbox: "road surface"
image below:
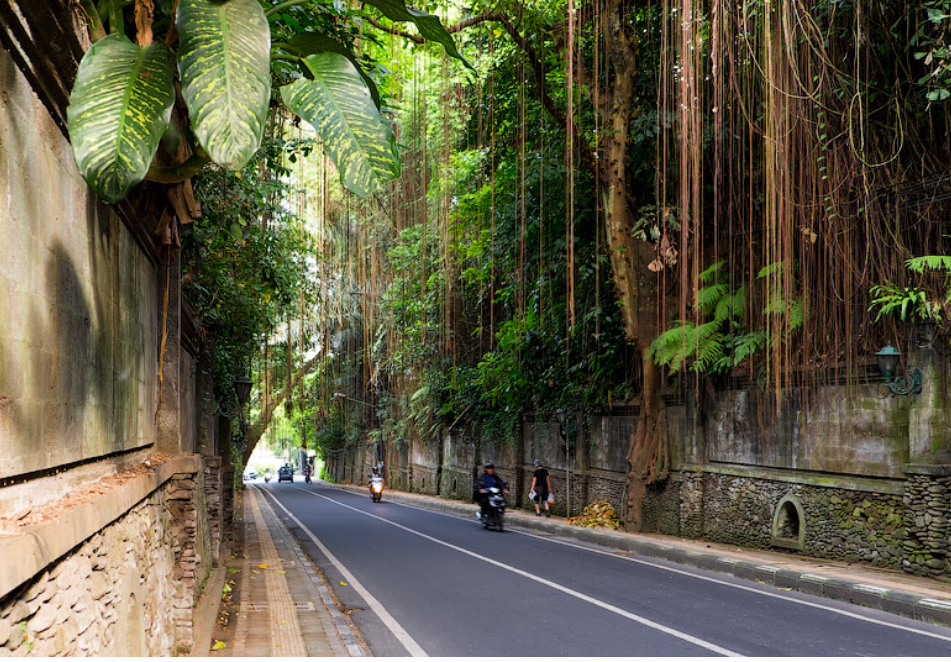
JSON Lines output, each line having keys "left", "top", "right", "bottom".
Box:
{"left": 254, "top": 481, "right": 951, "bottom": 657}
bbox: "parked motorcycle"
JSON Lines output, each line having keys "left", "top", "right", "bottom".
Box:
{"left": 478, "top": 487, "right": 506, "bottom": 531}
{"left": 369, "top": 475, "right": 384, "bottom": 502}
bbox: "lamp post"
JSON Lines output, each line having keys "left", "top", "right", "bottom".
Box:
{"left": 556, "top": 408, "right": 570, "bottom": 517}
{"left": 875, "top": 343, "right": 923, "bottom": 396}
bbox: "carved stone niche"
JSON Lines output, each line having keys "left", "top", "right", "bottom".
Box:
{"left": 771, "top": 494, "right": 806, "bottom": 551}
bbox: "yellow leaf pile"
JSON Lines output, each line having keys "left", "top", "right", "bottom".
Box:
{"left": 566, "top": 500, "right": 621, "bottom": 529}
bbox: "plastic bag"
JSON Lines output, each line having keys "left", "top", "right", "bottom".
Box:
{"left": 528, "top": 490, "right": 537, "bottom": 500}
{"left": 548, "top": 493, "right": 555, "bottom": 504}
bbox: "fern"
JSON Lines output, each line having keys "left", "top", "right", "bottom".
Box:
{"left": 696, "top": 282, "right": 729, "bottom": 316}
{"left": 650, "top": 260, "right": 803, "bottom": 376}
{"left": 698, "top": 260, "right": 727, "bottom": 284}
{"left": 906, "top": 255, "right": 951, "bottom": 274}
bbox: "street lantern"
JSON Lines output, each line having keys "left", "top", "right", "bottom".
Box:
{"left": 234, "top": 375, "right": 253, "bottom": 406}
{"left": 875, "top": 344, "right": 901, "bottom": 381}
{"left": 875, "top": 343, "right": 922, "bottom": 396}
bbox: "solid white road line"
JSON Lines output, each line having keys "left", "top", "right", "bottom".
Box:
{"left": 300, "top": 489, "right": 740, "bottom": 657}
{"left": 359, "top": 490, "right": 951, "bottom": 645}
{"left": 511, "top": 531, "right": 951, "bottom": 645}
{"left": 261, "top": 490, "right": 429, "bottom": 657}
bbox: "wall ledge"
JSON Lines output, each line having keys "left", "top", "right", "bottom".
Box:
{"left": 0, "top": 454, "right": 201, "bottom": 600}
{"left": 678, "top": 462, "right": 906, "bottom": 495}
{"left": 901, "top": 463, "right": 951, "bottom": 477}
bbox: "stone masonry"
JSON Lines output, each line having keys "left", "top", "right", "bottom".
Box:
{"left": 0, "top": 469, "right": 210, "bottom": 656}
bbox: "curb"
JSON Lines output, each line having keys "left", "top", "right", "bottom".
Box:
{"left": 325, "top": 481, "right": 951, "bottom": 628}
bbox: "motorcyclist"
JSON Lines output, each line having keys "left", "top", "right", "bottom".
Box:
{"left": 369, "top": 465, "right": 384, "bottom": 486}
{"left": 474, "top": 462, "right": 507, "bottom": 519}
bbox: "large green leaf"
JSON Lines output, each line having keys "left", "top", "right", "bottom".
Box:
{"left": 177, "top": 0, "right": 271, "bottom": 170}
{"left": 281, "top": 53, "right": 400, "bottom": 197}
{"left": 282, "top": 33, "right": 382, "bottom": 108}
{"left": 67, "top": 35, "right": 175, "bottom": 204}
{"left": 361, "top": 0, "right": 471, "bottom": 67}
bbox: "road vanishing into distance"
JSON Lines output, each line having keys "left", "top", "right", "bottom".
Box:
{"left": 254, "top": 481, "right": 951, "bottom": 657}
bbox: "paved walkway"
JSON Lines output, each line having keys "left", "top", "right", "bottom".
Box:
{"left": 198, "top": 486, "right": 364, "bottom": 657}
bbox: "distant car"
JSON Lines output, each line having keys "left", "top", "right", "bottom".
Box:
{"left": 243, "top": 470, "right": 257, "bottom": 481}
{"left": 278, "top": 465, "right": 294, "bottom": 483}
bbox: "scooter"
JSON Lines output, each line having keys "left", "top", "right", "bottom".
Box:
{"left": 369, "top": 476, "right": 384, "bottom": 502}
{"left": 478, "top": 487, "right": 506, "bottom": 531}
{"left": 264, "top": 469, "right": 272, "bottom": 483}
{"left": 303, "top": 465, "right": 312, "bottom": 484}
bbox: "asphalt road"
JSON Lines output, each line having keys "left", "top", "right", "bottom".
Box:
{"left": 256, "top": 481, "right": 951, "bottom": 657}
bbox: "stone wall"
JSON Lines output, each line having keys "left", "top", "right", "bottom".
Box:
{"left": 0, "top": 457, "right": 215, "bottom": 656}
{"left": 0, "top": 45, "right": 158, "bottom": 480}
{"left": 0, "top": 11, "right": 233, "bottom": 654}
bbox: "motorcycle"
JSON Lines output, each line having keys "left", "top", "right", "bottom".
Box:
{"left": 478, "top": 487, "right": 506, "bottom": 531}
{"left": 264, "top": 469, "right": 272, "bottom": 483}
{"left": 369, "top": 476, "right": 384, "bottom": 502}
{"left": 303, "top": 464, "right": 312, "bottom": 484}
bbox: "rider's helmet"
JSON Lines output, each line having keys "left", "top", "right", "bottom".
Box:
{"left": 484, "top": 462, "right": 495, "bottom": 470}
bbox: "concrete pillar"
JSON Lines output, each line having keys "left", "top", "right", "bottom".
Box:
{"left": 155, "top": 252, "right": 182, "bottom": 454}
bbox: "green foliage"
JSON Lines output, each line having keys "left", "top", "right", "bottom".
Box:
{"left": 177, "top": 0, "right": 272, "bottom": 170}
{"left": 650, "top": 261, "right": 802, "bottom": 375}
{"left": 183, "top": 137, "right": 316, "bottom": 410}
{"left": 281, "top": 53, "right": 401, "bottom": 197}
{"left": 869, "top": 252, "right": 951, "bottom": 327}
{"left": 66, "top": 35, "right": 175, "bottom": 203}
{"left": 69, "top": 0, "right": 467, "bottom": 201}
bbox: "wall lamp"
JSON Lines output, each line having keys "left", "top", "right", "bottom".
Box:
{"left": 875, "top": 343, "right": 922, "bottom": 396}
{"left": 234, "top": 375, "right": 253, "bottom": 406}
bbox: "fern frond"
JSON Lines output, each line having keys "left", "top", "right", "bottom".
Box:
{"left": 696, "top": 283, "right": 728, "bottom": 315}
{"left": 732, "top": 284, "right": 749, "bottom": 319}
{"left": 692, "top": 334, "right": 725, "bottom": 373}
{"left": 757, "top": 260, "right": 785, "bottom": 279}
{"left": 698, "top": 260, "right": 727, "bottom": 284}
{"left": 906, "top": 255, "right": 951, "bottom": 274}
{"left": 649, "top": 323, "right": 695, "bottom": 370}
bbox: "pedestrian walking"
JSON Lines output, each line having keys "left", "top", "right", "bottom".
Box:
{"left": 530, "top": 459, "right": 552, "bottom": 517}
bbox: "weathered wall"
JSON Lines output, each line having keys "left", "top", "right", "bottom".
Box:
{"left": 0, "top": 47, "right": 158, "bottom": 479}
{"left": 0, "top": 459, "right": 213, "bottom": 655}
{"left": 0, "top": 12, "right": 232, "bottom": 654}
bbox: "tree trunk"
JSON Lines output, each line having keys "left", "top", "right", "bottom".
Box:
{"left": 242, "top": 353, "right": 319, "bottom": 464}
{"left": 599, "top": 0, "right": 667, "bottom": 531}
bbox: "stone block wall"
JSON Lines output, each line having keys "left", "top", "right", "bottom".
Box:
{"left": 0, "top": 462, "right": 215, "bottom": 656}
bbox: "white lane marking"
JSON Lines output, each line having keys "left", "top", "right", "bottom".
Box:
{"left": 300, "top": 489, "right": 740, "bottom": 657}
{"left": 510, "top": 532, "right": 951, "bottom": 645}
{"left": 324, "top": 486, "right": 951, "bottom": 646}
{"left": 261, "top": 490, "right": 428, "bottom": 657}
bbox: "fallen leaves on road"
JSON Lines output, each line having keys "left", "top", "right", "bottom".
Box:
{"left": 258, "top": 563, "right": 268, "bottom": 569}
{"left": 339, "top": 581, "right": 348, "bottom": 586}
{"left": 211, "top": 641, "right": 226, "bottom": 651}
{"left": 566, "top": 500, "right": 621, "bottom": 530}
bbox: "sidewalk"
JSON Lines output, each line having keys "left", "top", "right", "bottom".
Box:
{"left": 330, "top": 482, "right": 951, "bottom": 627}
{"left": 195, "top": 486, "right": 364, "bottom": 657}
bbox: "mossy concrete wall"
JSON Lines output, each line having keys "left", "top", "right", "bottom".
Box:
{"left": 0, "top": 17, "right": 231, "bottom": 655}
{"left": 0, "top": 47, "right": 157, "bottom": 480}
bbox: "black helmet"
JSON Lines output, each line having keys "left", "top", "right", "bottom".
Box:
{"left": 484, "top": 462, "right": 495, "bottom": 469}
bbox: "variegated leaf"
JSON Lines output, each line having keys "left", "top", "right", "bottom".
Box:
{"left": 281, "top": 53, "right": 400, "bottom": 198}
{"left": 66, "top": 35, "right": 175, "bottom": 204}
{"left": 177, "top": 0, "right": 271, "bottom": 170}
{"left": 362, "top": 0, "right": 471, "bottom": 67}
